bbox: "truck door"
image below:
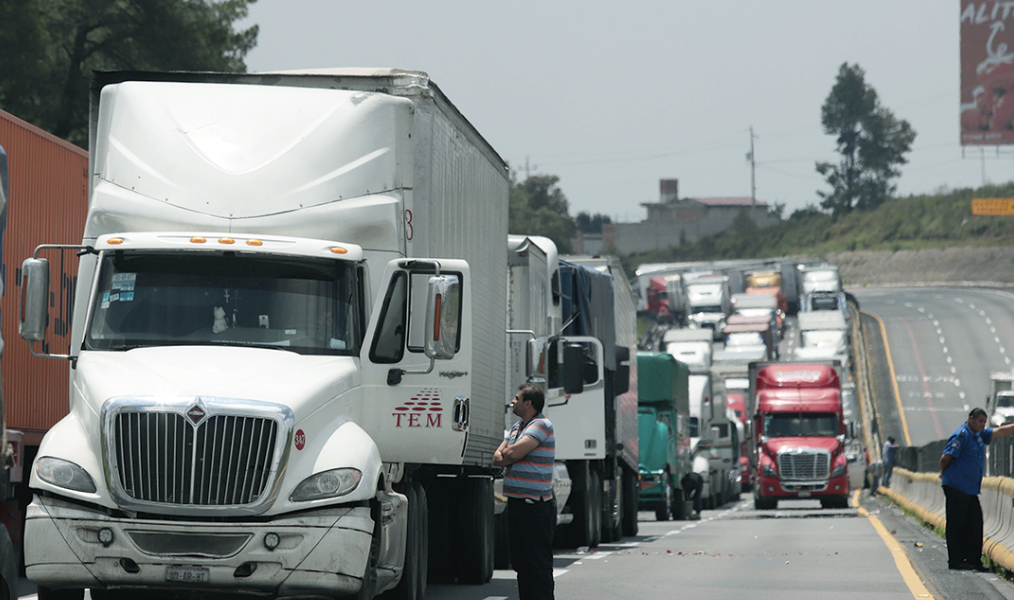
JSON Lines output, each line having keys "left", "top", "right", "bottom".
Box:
{"left": 360, "top": 259, "right": 472, "bottom": 465}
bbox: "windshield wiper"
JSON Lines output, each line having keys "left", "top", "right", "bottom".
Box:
{"left": 105, "top": 344, "right": 149, "bottom": 351}
{"left": 207, "top": 341, "right": 293, "bottom": 351}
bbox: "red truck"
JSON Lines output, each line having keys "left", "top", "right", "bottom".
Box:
{"left": 749, "top": 361, "right": 849, "bottom": 510}
{"left": 0, "top": 109, "right": 88, "bottom": 589}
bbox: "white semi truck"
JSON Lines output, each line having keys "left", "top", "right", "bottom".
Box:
{"left": 19, "top": 69, "right": 511, "bottom": 599}
{"left": 685, "top": 275, "right": 731, "bottom": 340}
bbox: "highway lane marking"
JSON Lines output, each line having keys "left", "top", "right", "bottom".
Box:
{"left": 900, "top": 319, "right": 946, "bottom": 439}
{"left": 857, "top": 502, "right": 935, "bottom": 599}
{"left": 864, "top": 309, "right": 912, "bottom": 446}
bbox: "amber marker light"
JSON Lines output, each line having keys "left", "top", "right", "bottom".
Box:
{"left": 190, "top": 237, "right": 207, "bottom": 244}
{"left": 246, "top": 239, "right": 263, "bottom": 246}
{"left": 107, "top": 238, "right": 125, "bottom": 245}
{"left": 330, "top": 247, "right": 348, "bottom": 255}
{"left": 218, "top": 237, "right": 235, "bottom": 245}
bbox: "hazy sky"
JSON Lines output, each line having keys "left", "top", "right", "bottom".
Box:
{"left": 240, "top": 1, "right": 1000, "bottom": 222}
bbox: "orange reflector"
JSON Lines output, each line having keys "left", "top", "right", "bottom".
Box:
{"left": 246, "top": 239, "right": 263, "bottom": 246}
{"left": 107, "top": 238, "right": 124, "bottom": 245}
{"left": 218, "top": 238, "right": 235, "bottom": 245}
{"left": 330, "top": 247, "right": 348, "bottom": 255}
{"left": 190, "top": 237, "right": 207, "bottom": 244}
{"left": 433, "top": 295, "right": 442, "bottom": 341}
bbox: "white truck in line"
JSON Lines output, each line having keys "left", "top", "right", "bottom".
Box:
{"left": 19, "top": 68, "right": 518, "bottom": 599}
{"left": 661, "top": 328, "right": 713, "bottom": 372}
{"left": 794, "top": 311, "right": 850, "bottom": 367}
{"left": 685, "top": 275, "right": 731, "bottom": 340}
{"left": 556, "top": 256, "right": 641, "bottom": 544}
{"left": 797, "top": 264, "right": 842, "bottom": 313}
{"left": 688, "top": 373, "right": 736, "bottom": 509}
{"left": 987, "top": 371, "right": 1014, "bottom": 427}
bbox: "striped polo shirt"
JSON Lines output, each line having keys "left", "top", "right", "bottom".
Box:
{"left": 503, "top": 413, "right": 555, "bottom": 501}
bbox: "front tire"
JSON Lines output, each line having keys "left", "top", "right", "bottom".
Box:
{"left": 453, "top": 477, "right": 494, "bottom": 584}
{"left": 622, "top": 467, "right": 639, "bottom": 537}
{"left": 654, "top": 481, "right": 672, "bottom": 521}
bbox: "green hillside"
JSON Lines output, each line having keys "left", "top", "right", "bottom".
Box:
{"left": 622, "top": 181, "right": 1014, "bottom": 273}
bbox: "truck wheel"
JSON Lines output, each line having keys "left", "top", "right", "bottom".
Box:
{"left": 560, "top": 462, "right": 595, "bottom": 549}
{"left": 670, "top": 488, "right": 686, "bottom": 521}
{"left": 493, "top": 506, "right": 510, "bottom": 570}
{"left": 589, "top": 470, "right": 602, "bottom": 547}
{"left": 453, "top": 477, "right": 494, "bottom": 585}
{"left": 37, "top": 588, "right": 84, "bottom": 600}
{"left": 427, "top": 478, "right": 455, "bottom": 583}
{"left": 654, "top": 481, "right": 672, "bottom": 521}
{"left": 386, "top": 482, "right": 424, "bottom": 600}
{"left": 352, "top": 502, "right": 382, "bottom": 600}
{"left": 600, "top": 473, "right": 616, "bottom": 544}
{"left": 622, "top": 468, "right": 639, "bottom": 537}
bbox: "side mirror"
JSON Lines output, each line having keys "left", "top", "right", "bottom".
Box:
{"left": 424, "top": 275, "right": 459, "bottom": 360}
{"left": 527, "top": 338, "right": 547, "bottom": 379}
{"left": 614, "top": 345, "right": 630, "bottom": 396}
{"left": 20, "top": 258, "right": 50, "bottom": 342}
{"left": 562, "top": 343, "right": 584, "bottom": 395}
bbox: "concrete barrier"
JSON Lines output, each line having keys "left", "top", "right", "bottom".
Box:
{"left": 882, "top": 467, "right": 1014, "bottom": 571}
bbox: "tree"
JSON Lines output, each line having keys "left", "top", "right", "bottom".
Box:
{"left": 508, "top": 172, "right": 578, "bottom": 253}
{"left": 575, "top": 211, "right": 612, "bottom": 234}
{"left": 0, "top": 0, "right": 258, "bottom": 146}
{"left": 816, "top": 63, "right": 915, "bottom": 217}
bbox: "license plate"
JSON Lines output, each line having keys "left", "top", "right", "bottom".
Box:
{"left": 165, "top": 565, "right": 209, "bottom": 584}
{"left": 798, "top": 492, "right": 811, "bottom": 498}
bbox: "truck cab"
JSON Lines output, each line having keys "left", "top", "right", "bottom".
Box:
{"left": 750, "top": 362, "right": 849, "bottom": 510}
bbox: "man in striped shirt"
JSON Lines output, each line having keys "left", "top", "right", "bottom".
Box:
{"left": 494, "top": 384, "right": 555, "bottom": 600}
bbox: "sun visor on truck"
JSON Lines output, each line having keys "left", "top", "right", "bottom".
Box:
{"left": 755, "top": 364, "right": 839, "bottom": 390}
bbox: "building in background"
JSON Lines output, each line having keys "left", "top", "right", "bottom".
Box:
{"left": 591, "top": 179, "right": 780, "bottom": 255}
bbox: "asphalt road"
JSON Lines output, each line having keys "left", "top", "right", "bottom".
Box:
{"left": 425, "top": 494, "right": 1014, "bottom": 600}
{"left": 852, "top": 287, "right": 1014, "bottom": 447}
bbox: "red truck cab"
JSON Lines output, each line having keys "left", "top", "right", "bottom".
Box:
{"left": 750, "top": 362, "right": 849, "bottom": 510}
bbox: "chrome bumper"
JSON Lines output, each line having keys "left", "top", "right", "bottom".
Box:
{"left": 26, "top": 494, "right": 373, "bottom": 598}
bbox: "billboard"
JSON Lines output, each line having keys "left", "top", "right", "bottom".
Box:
{"left": 961, "top": 2, "right": 1014, "bottom": 145}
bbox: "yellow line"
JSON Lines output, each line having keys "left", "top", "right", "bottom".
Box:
{"left": 864, "top": 309, "right": 913, "bottom": 447}
{"left": 857, "top": 501, "right": 935, "bottom": 599}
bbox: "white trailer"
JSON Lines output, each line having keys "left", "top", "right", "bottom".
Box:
{"left": 686, "top": 276, "right": 731, "bottom": 340}
{"left": 19, "top": 69, "right": 509, "bottom": 599}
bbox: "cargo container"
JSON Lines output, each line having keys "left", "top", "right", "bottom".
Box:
{"left": 0, "top": 109, "right": 89, "bottom": 593}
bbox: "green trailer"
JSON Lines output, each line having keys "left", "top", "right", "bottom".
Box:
{"left": 637, "top": 351, "right": 693, "bottom": 520}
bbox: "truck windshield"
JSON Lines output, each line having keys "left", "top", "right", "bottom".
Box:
{"left": 85, "top": 250, "right": 360, "bottom": 355}
{"left": 764, "top": 413, "right": 838, "bottom": 437}
{"left": 998, "top": 394, "right": 1014, "bottom": 408}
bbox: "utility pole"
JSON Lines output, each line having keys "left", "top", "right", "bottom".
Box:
{"left": 747, "top": 127, "right": 757, "bottom": 206}
{"left": 522, "top": 156, "right": 538, "bottom": 180}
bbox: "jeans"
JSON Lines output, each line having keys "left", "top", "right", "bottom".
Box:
{"left": 508, "top": 497, "right": 555, "bottom": 600}
{"left": 943, "top": 485, "right": 984, "bottom": 568}
{"left": 882, "top": 463, "right": 894, "bottom": 487}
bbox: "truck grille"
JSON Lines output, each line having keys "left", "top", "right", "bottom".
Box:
{"left": 113, "top": 412, "right": 278, "bottom": 506}
{"left": 778, "top": 450, "right": 830, "bottom": 481}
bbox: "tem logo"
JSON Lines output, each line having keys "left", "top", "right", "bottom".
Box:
{"left": 393, "top": 389, "right": 443, "bottom": 428}
{"left": 294, "top": 429, "right": 306, "bottom": 451}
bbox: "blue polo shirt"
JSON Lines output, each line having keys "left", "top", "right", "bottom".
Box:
{"left": 941, "top": 422, "right": 993, "bottom": 495}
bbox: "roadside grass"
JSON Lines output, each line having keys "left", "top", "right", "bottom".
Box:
{"left": 620, "top": 180, "right": 1014, "bottom": 275}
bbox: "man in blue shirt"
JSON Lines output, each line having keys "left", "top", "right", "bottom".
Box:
{"left": 940, "top": 408, "right": 1014, "bottom": 571}
{"left": 881, "top": 437, "right": 897, "bottom": 488}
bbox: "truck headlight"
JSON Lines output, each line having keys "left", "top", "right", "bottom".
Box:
{"left": 830, "top": 464, "right": 847, "bottom": 478}
{"left": 761, "top": 465, "right": 778, "bottom": 478}
{"left": 992, "top": 414, "right": 1006, "bottom": 427}
{"left": 290, "top": 468, "right": 362, "bottom": 502}
{"left": 35, "top": 457, "right": 96, "bottom": 493}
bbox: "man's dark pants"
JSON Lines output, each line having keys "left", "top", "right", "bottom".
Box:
{"left": 507, "top": 497, "right": 555, "bottom": 600}
{"left": 943, "top": 485, "right": 984, "bottom": 568}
